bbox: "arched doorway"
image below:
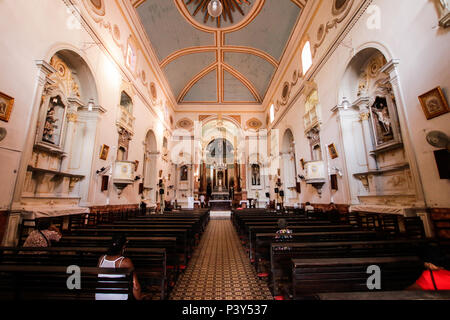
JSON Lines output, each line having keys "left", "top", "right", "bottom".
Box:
{"left": 205, "top": 138, "right": 235, "bottom": 192}
{"left": 21, "top": 49, "right": 100, "bottom": 207}
{"left": 143, "top": 130, "right": 158, "bottom": 205}
{"left": 281, "top": 129, "right": 297, "bottom": 204}
{"left": 338, "top": 47, "right": 415, "bottom": 208}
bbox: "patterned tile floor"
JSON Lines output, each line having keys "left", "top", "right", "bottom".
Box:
{"left": 170, "top": 219, "right": 274, "bottom": 300}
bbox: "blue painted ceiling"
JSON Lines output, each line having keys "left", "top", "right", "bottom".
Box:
{"left": 135, "top": 0, "right": 302, "bottom": 104}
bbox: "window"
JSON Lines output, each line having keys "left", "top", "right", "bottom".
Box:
{"left": 312, "top": 144, "right": 322, "bottom": 161}
{"left": 269, "top": 104, "right": 275, "bottom": 124}
{"left": 302, "top": 41, "right": 312, "bottom": 75}
{"left": 117, "top": 146, "right": 126, "bottom": 161}
{"left": 120, "top": 91, "right": 133, "bottom": 113}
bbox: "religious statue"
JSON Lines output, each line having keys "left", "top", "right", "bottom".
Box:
{"left": 180, "top": 165, "right": 188, "bottom": 181}
{"left": 371, "top": 99, "right": 392, "bottom": 136}
{"left": 357, "top": 72, "right": 368, "bottom": 97}
{"left": 252, "top": 164, "right": 261, "bottom": 186}
{"left": 43, "top": 104, "right": 58, "bottom": 143}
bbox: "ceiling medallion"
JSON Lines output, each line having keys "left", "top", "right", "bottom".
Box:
{"left": 177, "top": 118, "right": 194, "bottom": 130}
{"left": 185, "top": 0, "right": 252, "bottom": 28}
{"left": 150, "top": 82, "right": 157, "bottom": 100}
{"left": 85, "top": 0, "right": 105, "bottom": 16}
{"left": 332, "top": 0, "right": 351, "bottom": 16}
{"left": 246, "top": 118, "right": 262, "bottom": 130}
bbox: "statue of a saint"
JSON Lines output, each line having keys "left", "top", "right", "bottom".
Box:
{"left": 371, "top": 101, "right": 391, "bottom": 136}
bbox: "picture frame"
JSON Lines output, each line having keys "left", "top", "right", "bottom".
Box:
{"left": 0, "top": 91, "right": 15, "bottom": 122}
{"left": 330, "top": 174, "right": 338, "bottom": 190}
{"left": 101, "top": 175, "right": 109, "bottom": 191}
{"left": 418, "top": 86, "right": 449, "bottom": 120}
{"left": 99, "top": 144, "right": 110, "bottom": 160}
{"left": 328, "top": 143, "right": 339, "bottom": 159}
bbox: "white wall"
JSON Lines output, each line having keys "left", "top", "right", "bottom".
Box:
{"left": 269, "top": 0, "right": 450, "bottom": 207}
{"left": 0, "top": 0, "right": 173, "bottom": 210}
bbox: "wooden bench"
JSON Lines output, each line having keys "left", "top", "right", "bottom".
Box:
{"left": 56, "top": 235, "right": 180, "bottom": 285}
{"left": 62, "top": 228, "right": 190, "bottom": 266}
{"left": 253, "top": 231, "right": 381, "bottom": 265}
{"left": 0, "top": 246, "right": 167, "bottom": 299}
{"left": 0, "top": 265, "right": 133, "bottom": 300}
{"left": 291, "top": 256, "right": 423, "bottom": 299}
{"left": 270, "top": 239, "right": 430, "bottom": 297}
{"left": 239, "top": 219, "right": 334, "bottom": 236}
{"left": 316, "top": 290, "right": 450, "bottom": 300}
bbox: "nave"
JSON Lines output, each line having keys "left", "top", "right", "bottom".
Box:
{"left": 170, "top": 219, "right": 273, "bottom": 300}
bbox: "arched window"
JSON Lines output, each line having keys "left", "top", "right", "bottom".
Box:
{"left": 269, "top": 104, "right": 275, "bottom": 124}
{"left": 302, "top": 41, "right": 312, "bottom": 75}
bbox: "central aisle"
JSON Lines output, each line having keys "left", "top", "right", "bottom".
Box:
{"left": 170, "top": 219, "right": 274, "bottom": 300}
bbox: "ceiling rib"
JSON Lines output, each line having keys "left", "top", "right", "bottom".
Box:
{"left": 222, "top": 63, "right": 261, "bottom": 103}
{"left": 160, "top": 45, "right": 278, "bottom": 68}
{"left": 178, "top": 63, "right": 218, "bottom": 102}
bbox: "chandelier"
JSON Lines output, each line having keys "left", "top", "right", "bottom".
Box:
{"left": 185, "top": 0, "right": 251, "bottom": 28}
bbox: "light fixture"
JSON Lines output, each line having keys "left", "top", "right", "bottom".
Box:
{"left": 341, "top": 96, "right": 350, "bottom": 110}
{"left": 87, "top": 99, "right": 94, "bottom": 112}
{"left": 208, "top": 0, "right": 223, "bottom": 18}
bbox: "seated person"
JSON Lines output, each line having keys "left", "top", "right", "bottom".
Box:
{"left": 23, "top": 220, "right": 62, "bottom": 249}
{"left": 96, "top": 235, "right": 149, "bottom": 300}
{"left": 326, "top": 202, "right": 340, "bottom": 223}
{"left": 305, "top": 202, "right": 314, "bottom": 212}
{"left": 406, "top": 244, "right": 450, "bottom": 291}
{"left": 200, "top": 194, "right": 206, "bottom": 208}
{"left": 274, "top": 219, "right": 293, "bottom": 242}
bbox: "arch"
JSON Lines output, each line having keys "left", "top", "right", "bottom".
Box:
{"left": 143, "top": 129, "right": 158, "bottom": 204}
{"left": 281, "top": 128, "right": 297, "bottom": 202}
{"left": 339, "top": 47, "right": 388, "bottom": 104}
{"left": 44, "top": 43, "right": 101, "bottom": 106}
{"left": 337, "top": 42, "right": 394, "bottom": 104}
{"left": 301, "top": 41, "right": 313, "bottom": 75}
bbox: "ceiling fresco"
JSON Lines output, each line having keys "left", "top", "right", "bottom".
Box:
{"left": 134, "top": 0, "right": 303, "bottom": 104}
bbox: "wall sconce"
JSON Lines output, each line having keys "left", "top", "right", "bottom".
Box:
{"left": 341, "top": 97, "right": 351, "bottom": 110}
{"left": 332, "top": 167, "right": 343, "bottom": 177}
{"left": 96, "top": 167, "right": 107, "bottom": 175}
{"left": 87, "top": 99, "right": 94, "bottom": 112}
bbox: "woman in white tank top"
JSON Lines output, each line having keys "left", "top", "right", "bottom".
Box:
{"left": 95, "top": 235, "right": 146, "bottom": 300}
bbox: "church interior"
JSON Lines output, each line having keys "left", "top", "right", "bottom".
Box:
{"left": 0, "top": 0, "right": 449, "bottom": 301}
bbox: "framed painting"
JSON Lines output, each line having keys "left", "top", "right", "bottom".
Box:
{"left": 99, "top": 144, "right": 110, "bottom": 160}
{"left": 0, "top": 91, "right": 14, "bottom": 122}
{"left": 419, "top": 86, "right": 449, "bottom": 120}
{"left": 328, "top": 143, "right": 339, "bottom": 159}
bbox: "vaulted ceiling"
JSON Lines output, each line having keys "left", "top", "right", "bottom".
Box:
{"left": 133, "top": 0, "right": 303, "bottom": 105}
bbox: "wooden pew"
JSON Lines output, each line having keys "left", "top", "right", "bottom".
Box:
{"left": 0, "top": 265, "right": 133, "bottom": 300}
{"left": 317, "top": 290, "right": 450, "bottom": 300}
{"left": 56, "top": 236, "right": 180, "bottom": 283}
{"left": 62, "top": 228, "right": 190, "bottom": 266}
{"left": 270, "top": 239, "right": 430, "bottom": 297}
{"left": 253, "top": 230, "right": 380, "bottom": 265}
{"left": 291, "top": 256, "right": 423, "bottom": 299}
{"left": 0, "top": 246, "right": 167, "bottom": 299}
{"left": 239, "top": 219, "right": 334, "bottom": 236}
{"left": 247, "top": 225, "right": 355, "bottom": 252}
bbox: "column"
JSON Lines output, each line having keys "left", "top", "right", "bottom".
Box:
{"left": 356, "top": 98, "right": 378, "bottom": 171}
{"left": 60, "top": 101, "right": 80, "bottom": 172}
{"left": 381, "top": 60, "right": 426, "bottom": 207}
{"left": 5, "top": 61, "right": 56, "bottom": 246}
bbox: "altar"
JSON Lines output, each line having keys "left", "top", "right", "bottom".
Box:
{"left": 209, "top": 200, "right": 232, "bottom": 211}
